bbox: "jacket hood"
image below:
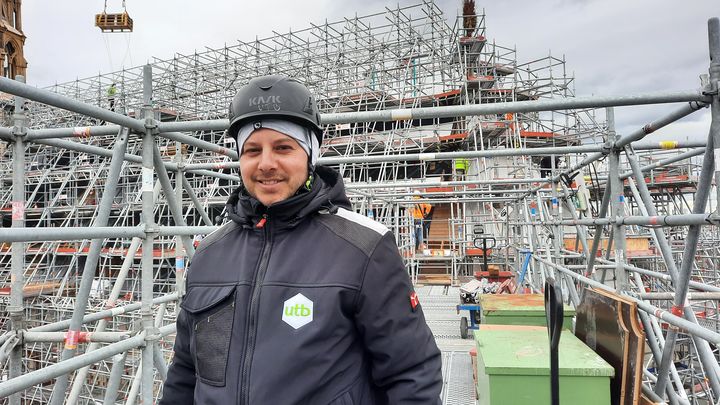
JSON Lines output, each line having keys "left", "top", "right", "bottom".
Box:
{"left": 226, "top": 166, "right": 351, "bottom": 228}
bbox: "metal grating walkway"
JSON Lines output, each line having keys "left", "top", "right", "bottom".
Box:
{"left": 417, "top": 285, "right": 477, "bottom": 404}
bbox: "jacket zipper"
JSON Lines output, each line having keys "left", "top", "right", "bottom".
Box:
{"left": 239, "top": 214, "right": 272, "bottom": 405}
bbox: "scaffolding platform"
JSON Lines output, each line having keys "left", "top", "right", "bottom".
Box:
{"left": 416, "top": 285, "right": 477, "bottom": 404}
{"left": 0, "top": 281, "right": 64, "bottom": 297}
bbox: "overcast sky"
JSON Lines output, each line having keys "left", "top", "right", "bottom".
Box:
{"left": 20, "top": 0, "right": 718, "bottom": 139}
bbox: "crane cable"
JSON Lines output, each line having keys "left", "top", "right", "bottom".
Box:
{"left": 103, "top": 0, "right": 128, "bottom": 12}
{"left": 102, "top": 33, "right": 114, "bottom": 71}
{"left": 121, "top": 0, "right": 133, "bottom": 67}
{"left": 100, "top": 0, "right": 134, "bottom": 71}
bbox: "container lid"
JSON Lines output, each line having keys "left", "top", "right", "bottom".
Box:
{"left": 475, "top": 324, "right": 614, "bottom": 377}
{"left": 481, "top": 294, "right": 576, "bottom": 317}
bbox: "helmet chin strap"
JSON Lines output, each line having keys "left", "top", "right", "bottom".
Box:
{"left": 305, "top": 159, "right": 315, "bottom": 191}
{"left": 304, "top": 133, "right": 316, "bottom": 191}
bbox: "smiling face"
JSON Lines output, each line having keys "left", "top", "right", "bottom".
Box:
{"left": 239, "top": 128, "right": 309, "bottom": 206}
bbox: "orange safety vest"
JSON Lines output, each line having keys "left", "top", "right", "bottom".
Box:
{"left": 412, "top": 203, "right": 431, "bottom": 220}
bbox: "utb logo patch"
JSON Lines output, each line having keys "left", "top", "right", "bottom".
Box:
{"left": 282, "top": 293, "right": 313, "bottom": 329}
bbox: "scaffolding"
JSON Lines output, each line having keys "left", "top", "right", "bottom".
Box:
{"left": 0, "top": 1, "right": 719, "bottom": 404}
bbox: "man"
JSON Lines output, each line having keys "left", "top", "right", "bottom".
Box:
{"left": 454, "top": 158, "right": 469, "bottom": 180}
{"left": 107, "top": 83, "right": 117, "bottom": 112}
{"left": 159, "top": 75, "right": 442, "bottom": 405}
{"left": 411, "top": 191, "right": 432, "bottom": 251}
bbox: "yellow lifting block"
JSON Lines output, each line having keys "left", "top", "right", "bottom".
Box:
{"left": 95, "top": 12, "right": 134, "bottom": 33}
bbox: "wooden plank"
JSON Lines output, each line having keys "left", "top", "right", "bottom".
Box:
{"left": 417, "top": 274, "right": 452, "bottom": 285}
{"left": 575, "top": 288, "right": 627, "bottom": 405}
{"left": 639, "top": 394, "right": 661, "bottom": 405}
{"left": 595, "top": 289, "right": 645, "bottom": 405}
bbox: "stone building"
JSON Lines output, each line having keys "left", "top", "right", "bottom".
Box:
{"left": 0, "top": 0, "right": 25, "bottom": 79}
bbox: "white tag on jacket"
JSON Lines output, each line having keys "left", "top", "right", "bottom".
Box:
{"left": 282, "top": 293, "right": 314, "bottom": 329}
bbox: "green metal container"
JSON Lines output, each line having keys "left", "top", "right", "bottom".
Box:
{"left": 475, "top": 325, "right": 614, "bottom": 405}
{"left": 480, "top": 294, "right": 575, "bottom": 329}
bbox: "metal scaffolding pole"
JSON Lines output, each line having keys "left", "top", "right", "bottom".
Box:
{"left": 654, "top": 131, "right": 720, "bottom": 397}
{"left": 24, "top": 124, "right": 239, "bottom": 159}
{"left": 24, "top": 125, "right": 121, "bottom": 141}
{"left": 559, "top": 182, "right": 588, "bottom": 306}
{"left": 140, "top": 64, "right": 158, "bottom": 405}
{"left": 8, "top": 75, "right": 26, "bottom": 405}
{"left": 102, "top": 352, "right": 128, "bottom": 405}
{"left": 31, "top": 136, "right": 239, "bottom": 182}
{"left": 638, "top": 311, "right": 687, "bottom": 405}
{"left": 585, "top": 182, "right": 611, "bottom": 279}
{"left": 536, "top": 257, "right": 720, "bottom": 344}
{"left": 625, "top": 178, "right": 689, "bottom": 402}
{"left": 655, "top": 135, "right": 720, "bottom": 398}
{"left": 66, "top": 236, "right": 141, "bottom": 404}
{"left": 153, "top": 143, "right": 196, "bottom": 257}
{"left": 23, "top": 332, "right": 132, "bottom": 343}
{"left": 607, "top": 108, "right": 629, "bottom": 291}
{"left": 48, "top": 127, "right": 131, "bottom": 405}
{"left": 530, "top": 214, "right": 720, "bottom": 227}
{"left": 614, "top": 101, "right": 709, "bottom": 149}
{"left": 0, "top": 325, "right": 176, "bottom": 399}
{"left": 175, "top": 148, "right": 189, "bottom": 304}
{"left": 0, "top": 76, "right": 145, "bottom": 132}
{"left": 24, "top": 293, "right": 178, "bottom": 334}
{"left": 624, "top": 147, "right": 683, "bottom": 282}
{"left": 347, "top": 178, "right": 550, "bottom": 189}
{"left": 320, "top": 90, "right": 710, "bottom": 124}
{"left": 182, "top": 173, "right": 223, "bottom": 226}
{"left": 619, "top": 148, "right": 706, "bottom": 181}
{"left": 548, "top": 101, "right": 707, "bottom": 196}
{"left": 0, "top": 225, "right": 217, "bottom": 242}
{"left": 709, "top": 18, "right": 720, "bottom": 213}
{"left": 595, "top": 258, "right": 720, "bottom": 293}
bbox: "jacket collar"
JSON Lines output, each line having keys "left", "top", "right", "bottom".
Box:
{"left": 226, "top": 166, "right": 351, "bottom": 229}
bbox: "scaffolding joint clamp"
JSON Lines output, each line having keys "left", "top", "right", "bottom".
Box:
{"left": 601, "top": 141, "right": 613, "bottom": 154}
{"left": 11, "top": 125, "right": 26, "bottom": 137}
{"left": 0, "top": 331, "right": 21, "bottom": 356}
{"left": 144, "top": 224, "right": 160, "bottom": 234}
{"left": 6, "top": 305, "right": 24, "bottom": 321}
{"left": 701, "top": 87, "right": 718, "bottom": 97}
{"left": 144, "top": 117, "right": 159, "bottom": 132}
{"left": 144, "top": 326, "right": 162, "bottom": 342}
{"left": 139, "top": 222, "right": 158, "bottom": 234}
{"left": 707, "top": 213, "right": 720, "bottom": 225}
{"left": 670, "top": 304, "right": 684, "bottom": 317}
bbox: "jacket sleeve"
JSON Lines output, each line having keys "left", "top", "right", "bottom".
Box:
{"left": 354, "top": 232, "right": 443, "bottom": 404}
{"left": 158, "top": 309, "right": 196, "bottom": 405}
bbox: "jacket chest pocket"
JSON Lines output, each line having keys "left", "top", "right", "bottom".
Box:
{"left": 181, "top": 285, "right": 236, "bottom": 387}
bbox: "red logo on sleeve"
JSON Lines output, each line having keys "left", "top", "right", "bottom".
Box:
{"left": 410, "top": 292, "right": 420, "bottom": 311}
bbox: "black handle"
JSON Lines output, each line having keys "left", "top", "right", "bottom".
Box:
{"left": 545, "top": 277, "right": 563, "bottom": 405}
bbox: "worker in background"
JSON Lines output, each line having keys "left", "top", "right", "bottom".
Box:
{"left": 540, "top": 155, "right": 560, "bottom": 178}
{"left": 159, "top": 75, "right": 442, "bottom": 405}
{"left": 107, "top": 83, "right": 117, "bottom": 112}
{"left": 412, "top": 190, "right": 432, "bottom": 252}
{"left": 454, "top": 157, "right": 469, "bottom": 180}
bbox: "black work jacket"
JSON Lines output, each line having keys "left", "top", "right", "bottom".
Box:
{"left": 159, "top": 167, "right": 442, "bottom": 405}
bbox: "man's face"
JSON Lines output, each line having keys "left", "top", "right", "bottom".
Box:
{"left": 239, "top": 128, "right": 309, "bottom": 206}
